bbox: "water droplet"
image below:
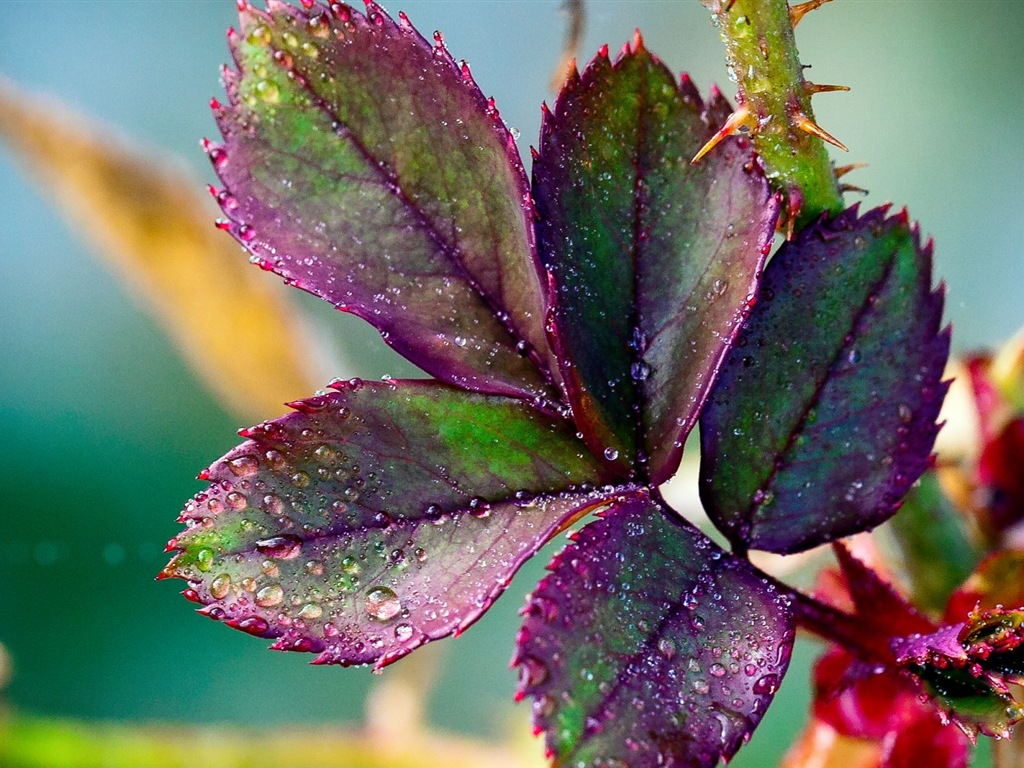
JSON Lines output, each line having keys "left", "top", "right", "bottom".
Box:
{"left": 630, "top": 361, "right": 651, "bottom": 382}
{"left": 210, "top": 573, "right": 232, "bottom": 599}
{"left": 518, "top": 655, "right": 549, "bottom": 688}
{"left": 709, "top": 663, "right": 727, "bottom": 677}
{"left": 603, "top": 447, "right": 619, "bottom": 461}
{"left": 237, "top": 616, "right": 270, "bottom": 636}
{"left": 657, "top": 637, "right": 676, "bottom": 660}
{"left": 255, "top": 80, "right": 280, "bottom": 104}
{"left": 898, "top": 403, "right": 913, "bottom": 423}
{"left": 246, "top": 24, "right": 272, "bottom": 46}
{"left": 847, "top": 349, "right": 862, "bottom": 364}
{"left": 453, "top": 336, "right": 467, "bottom": 348}
{"left": 395, "top": 623, "right": 414, "bottom": 642}
{"left": 225, "top": 491, "right": 248, "bottom": 511}
{"left": 255, "top": 534, "right": 303, "bottom": 560}
{"left": 228, "top": 455, "right": 258, "bottom": 477}
{"left": 255, "top": 584, "right": 284, "bottom": 607}
{"left": 365, "top": 586, "right": 401, "bottom": 621}
{"left": 195, "top": 547, "right": 215, "bottom": 572}
{"left": 753, "top": 673, "right": 779, "bottom": 695}
{"left": 693, "top": 679, "right": 710, "bottom": 694}
{"left": 298, "top": 602, "right": 323, "bottom": 620}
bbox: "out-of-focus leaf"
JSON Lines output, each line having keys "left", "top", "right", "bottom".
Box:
{"left": 0, "top": 711, "right": 545, "bottom": 768}
{"left": 700, "top": 205, "right": 950, "bottom": 554}
{"left": 0, "top": 77, "right": 318, "bottom": 420}
{"left": 532, "top": 39, "right": 776, "bottom": 480}
{"left": 781, "top": 720, "right": 881, "bottom": 768}
{"left": 165, "top": 379, "right": 614, "bottom": 669}
{"left": 977, "top": 417, "right": 1024, "bottom": 534}
{"left": 211, "top": 2, "right": 559, "bottom": 403}
{"left": 889, "top": 472, "right": 979, "bottom": 615}
{"left": 515, "top": 493, "right": 793, "bottom": 768}
{"left": 946, "top": 550, "right": 1024, "bottom": 622}
{"left": 991, "top": 328, "right": 1024, "bottom": 413}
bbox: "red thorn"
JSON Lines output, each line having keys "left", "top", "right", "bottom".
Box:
{"left": 163, "top": 540, "right": 178, "bottom": 554}
{"left": 632, "top": 29, "right": 645, "bottom": 52}
{"left": 227, "top": 27, "right": 239, "bottom": 42}
{"left": 155, "top": 569, "right": 172, "bottom": 581}
{"left": 206, "top": 184, "right": 218, "bottom": 198}
{"left": 513, "top": 690, "right": 526, "bottom": 703}
{"left": 215, "top": 219, "right": 231, "bottom": 231}
{"left": 197, "top": 468, "right": 212, "bottom": 481}
{"left": 792, "top": 111, "right": 848, "bottom": 152}
{"left": 598, "top": 43, "right": 609, "bottom": 58}
{"left": 235, "top": 0, "right": 248, "bottom": 10}
{"left": 209, "top": 97, "right": 222, "bottom": 110}
{"left": 301, "top": 0, "right": 315, "bottom": 8}
{"left": 183, "top": 588, "right": 203, "bottom": 604}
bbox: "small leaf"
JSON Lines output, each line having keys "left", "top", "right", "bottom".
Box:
{"left": 889, "top": 471, "right": 980, "bottom": 615}
{"left": 700, "top": 205, "right": 950, "bottom": 554}
{"left": 515, "top": 493, "right": 793, "bottom": 768}
{"left": 533, "top": 42, "right": 777, "bottom": 480}
{"left": 212, "top": 2, "right": 559, "bottom": 402}
{"left": 164, "top": 380, "right": 613, "bottom": 669}
{"left": 0, "top": 77, "right": 318, "bottom": 420}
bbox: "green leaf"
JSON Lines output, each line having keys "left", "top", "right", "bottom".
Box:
{"left": 212, "top": 2, "right": 559, "bottom": 402}
{"left": 889, "top": 471, "right": 980, "bottom": 615}
{"left": 700, "top": 205, "right": 950, "bottom": 554}
{"left": 515, "top": 493, "right": 794, "bottom": 768}
{"left": 164, "top": 380, "right": 612, "bottom": 669}
{"left": 533, "top": 40, "right": 777, "bottom": 481}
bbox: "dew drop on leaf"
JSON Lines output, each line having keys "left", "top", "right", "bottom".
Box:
{"left": 365, "top": 586, "right": 401, "bottom": 621}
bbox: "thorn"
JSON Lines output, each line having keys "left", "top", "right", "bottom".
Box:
{"left": 790, "top": 0, "right": 833, "bottom": 29}
{"left": 804, "top": 81, "right": 850, "bottom": 95}
{"left": 691, "top": 103, "right": 754, "bottom": 164}
{"left": 840, "top": 183, "right": 869, "bottom": 195}
{"left": 632, "top": 29, "right": 645, "bottom": 53}
{"left": 835, "top": 162, "right": 867, "bottom": 178}
{"left": 598, "top": 43, "right": 609, "bottom": 59}
{"left": 792, "top": 111, "right": 848, "bottom": 152}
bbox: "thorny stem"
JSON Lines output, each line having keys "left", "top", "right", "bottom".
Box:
{"left": 699, "top": 0, "right": 846, "bottom": 232}
{"left": 760, "top": 570, "right": 895, "bottom": 663}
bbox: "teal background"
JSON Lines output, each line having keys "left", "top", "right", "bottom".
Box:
{"left": 1, "top": 1, "right": 1021, "bottom": 765}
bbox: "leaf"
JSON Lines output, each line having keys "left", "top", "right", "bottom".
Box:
{"left": 211, "top": 2, "right": 559, "bottom": 403}
{"left": 0, "top": 711, "right": 546, "bottom": 768}
{"left": 0, "top": 77, "right": 319, "bottom": 420}
{"left": 700, "top": 205, "right": 950, "bottom": 554}
{"left": 515, "top": 493, "right": 794, "bottom": 768}
{"left": 532, "top": 40, "right": 777, "bottom": 480}
{"left": 977, "top": 417, "right": 1024, "bottom": 534}
{"left": 164, "top": 380, "right": 613, "bottom": 669}
{"left": 889, "top": 471, "right": 980, "bottom": 615}
{"left": 946, "top": 550, "right": 1024, "bottom": 623}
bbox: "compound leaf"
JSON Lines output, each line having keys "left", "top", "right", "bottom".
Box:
{"left": 212, "top": 2, "right": 558, "bottom": 403}
{"left": 515, "top": 493, "right": 793, "bottom": 768}
{"left": 533, "top": 40, "right": 777, "bottom": 480}
{"left": 164, "top": 380, "right": 613, "bottom": 669}
{"left": 700, "top": 206, "right": 950, "bottom": 553}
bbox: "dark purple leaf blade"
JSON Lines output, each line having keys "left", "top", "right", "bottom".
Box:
{"left": 211, "top": 2, "right": 558, "bottom": 402}
{"left": 532, "top": 39, "right": 777, "bottom": 481}
{"left": 700, "top": 205, "right": 950, "bottom": 554}
{"left": 164, "top": 380, "right": 615, "bottom": 669}
{"left": 515, "top": 492, "right": 794, "bottom": 768}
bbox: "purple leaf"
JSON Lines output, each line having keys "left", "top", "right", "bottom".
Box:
{"left": 700, "top": 205, "right": 950, "bottom": 554}
{"left": 210, "top": 2, "right": 559, "bottom": 403}
{"left": 532, "top": 39, "right": 777, "bottom": 481}
{"left": 164, "top": 380, "right": 615, "bottom": 669}
{"left": 515, "top": 492, "right": 794, "bottom": 768}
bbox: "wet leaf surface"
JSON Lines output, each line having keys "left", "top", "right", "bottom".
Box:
{"left": 211, "top": 2, "right": 558, "bottom": 402}
{"left": 533, "top": 40, "right": 777, "bottom": 480}
{"left": 165, "top": 380, "right": 614, "bottom": 668}
{"left": 701, "top": 205, "right": 950, "bottom": 554}
{"left": 515, "top": 493, "right": 793, "bottom": 768}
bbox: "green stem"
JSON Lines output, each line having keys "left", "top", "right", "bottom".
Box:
{"left": 702, "top": 0, "right": 845, "bottom": 229}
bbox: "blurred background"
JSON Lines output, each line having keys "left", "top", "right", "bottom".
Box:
{"left": 1, "top": 1, "right": 1022, "bottom": 765}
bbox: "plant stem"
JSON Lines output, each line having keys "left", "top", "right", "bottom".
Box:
{"left": 760, "top": 570, "right": 894, "bottom": 662}
{"left": 700, "top": 0, "right": 845, "bottom": 230}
